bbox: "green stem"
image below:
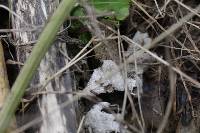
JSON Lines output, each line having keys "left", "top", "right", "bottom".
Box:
{"left": 0, "top": 0, "right": 75, "bottom": 132}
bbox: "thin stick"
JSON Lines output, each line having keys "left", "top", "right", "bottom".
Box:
{"left": 0, "top": 4, "right": 35, "bottom": 28}
{"left": 134, "top": 48, "right": 145, "bottom": 131}
{"left": 173, "top": 0, "right": 200, "bottom": 18}
{"left": 97, "top": 6, "right": 200, "bottom": 87}
{"left": 121, "top": 45, "right": 128, "bottom": 118}
{"left": 13, "top": 92, "right": 86, "bottom": 133}
{"left": 77, "top": 116, "right": 86, "bottom": 133}
{"left": 123, "top": 36, "right": 200, "bottom": 88}
{"left": 153, "top": 0, "right": 163, "bottom": 17}
{"left": 122, "top": 36, "right": 200, "bottom": 88}
{"left": 156, "top": 49, "right": 176, "bottom": 133}
{"left": 129, "top": 1, "right": 200, "bottom": 63}
{"left": 69, "top": 12, "right": 115, "bottom": 20}
{"left": 41, "top": 38, "right": 103, "bottom": 88}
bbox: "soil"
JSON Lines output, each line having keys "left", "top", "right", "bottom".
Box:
{"left": 1, "top": 0, "right": 200, "bottom": 132}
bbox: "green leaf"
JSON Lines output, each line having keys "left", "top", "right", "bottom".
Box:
{"left": 71, "top": 6, "right": 85, "bottom": 17}
{"left": 91, "top": 0, "right": 130, "bottom": 20}
{"left": 72, "top": 0, "right": 130, "bottom": 20}
{"left": 79, "top": 32, "right": 91, "bottom": 44}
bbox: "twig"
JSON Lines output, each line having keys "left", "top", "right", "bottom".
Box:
{"left": 134, "top": 47, "right": 145, "bottom": 131}
{"left": 129, "top": 1, "right": 200, "bottom": 63}
{"left": 0, "top": 27, "right": 42, "bottom": 33}
{"left": 122, "top": 36, "right": 200, "bottom": 88}
{"left": 173, "top": 0, "right": 200, "bottom": 18}
{"left": 69, "top": 12, "right": 115, "bottom": 20}
{"left": 93, "top": 6, "right": 200, "bottom": 87}
{"left": 77, "top": 116, "right": 85, "bottom": 133}
{"left": 13, "top": 92, "right": 86, "bottom": 133}
{"left": 121, "top": 44, "right": 129, "bottom": 119}
{"left": 0, "top": 4, "right": 36, "bottom": 28}
{"left": 156, "top": 48, "right": 176, "bottom": 133}
{"left": 153, "top": 0, "right": 164, "bottom": 17}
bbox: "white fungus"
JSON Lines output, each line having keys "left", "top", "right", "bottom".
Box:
{"left": 86, "top": 60, "right": 136, "bottom": 94}
{"left": 84, "top": 102, "right": 120, "bottom": 133}
{"left": 84, "top": 31, "right": 157, "bottom": 132}
{"left": 125, "top": 31, "right": 152, "bottom": 58}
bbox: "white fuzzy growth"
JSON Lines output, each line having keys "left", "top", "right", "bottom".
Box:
{"left": 133, "top": 31, "right": 152, "bottom": 46}
{"left": 126, "top": 31, "right": 152, "bottom": 57}
{"left": 125, "top": 31, "right": 156, "bottom": 74}
{"left": 86, "top": 60, "right": 136, "bottom": 94}
{"left": 84, "top": 102, "right": 120, "bottom": 133}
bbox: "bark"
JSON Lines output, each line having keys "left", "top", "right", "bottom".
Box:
{"left": 0, "top": 40, "right": 16, "bottom": 132}
{"left": 11, "top": 0, "right": 77, "bottom": 132}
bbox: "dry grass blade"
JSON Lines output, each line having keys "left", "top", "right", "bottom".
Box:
{"left": 0, "top": 4, "right": 36, "bottom": 28}
{"left": 123, "top": 36, "right": 200, "bottom": 88}
{"left": 173, "top": 0, "right": 200, "bottom": 18}
{"left": 77, "top": 116, "right": 85, "bottom": 133}
{"left": 13, "top": 92, "right": 86, "bottom": 133}
{"left": 129, "top": 1, "right": 200, "bottom": 63}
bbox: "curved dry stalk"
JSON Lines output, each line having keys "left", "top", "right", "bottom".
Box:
{"left": 40, "top": 34, "right": 114, "bottom": 89}
{"left": 42, "top": 37, "right": 95, "bottom": 85}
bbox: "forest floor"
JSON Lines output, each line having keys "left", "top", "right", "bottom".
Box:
{"left": 1, "top": 0, "right": 200, "bottom": 133}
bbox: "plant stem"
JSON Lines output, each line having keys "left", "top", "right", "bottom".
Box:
{"left": 0, "top": 0, "right": 75, "bottom": 132}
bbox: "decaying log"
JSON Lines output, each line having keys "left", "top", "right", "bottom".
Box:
{"left": 11, "top": 0, "right": 77, "bottom": 132}
{"left": 0, "top": 40, "right": 16, "bottom": 132}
